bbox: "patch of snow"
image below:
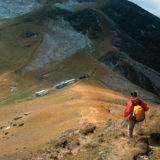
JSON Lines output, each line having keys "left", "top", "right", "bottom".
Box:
{"left": 24, "top": 18, "right": 93, "bottom": 71}
{"left": 0, "top": 0, "right": 41, "bottom": 19}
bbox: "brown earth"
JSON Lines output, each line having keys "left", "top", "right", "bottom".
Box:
{"left": 0, "top": 79, "right": 129, "bottom": 160}
{"left": 0, "top": 73, "right": 160, "bottom": 160}
{"left": 33, "top": 111, "right": 160, "bottom": 160}
{"left": 0, "top": 49, "right": 159, "bottom": 160}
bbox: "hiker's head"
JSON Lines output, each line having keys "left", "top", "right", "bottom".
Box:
{"left": 131, "top": 92, "right": 137, "bottom": 98}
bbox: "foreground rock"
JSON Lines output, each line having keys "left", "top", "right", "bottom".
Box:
{"left": 32, "top": 119, "right": 160, "bottom": 160}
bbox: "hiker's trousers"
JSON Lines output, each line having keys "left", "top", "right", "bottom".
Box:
{"left": 128, "top": 121, "right": 136, "bottom": 138}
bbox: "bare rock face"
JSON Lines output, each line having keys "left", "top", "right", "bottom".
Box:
{"left": 100, "top": 0, "right": 160, "bottom": 73}
{"left": 23, "top": 18, "right": 93, "bottom": 71}
{"left": 0, "top": 0, "right": 41, "bottom": 19}
{"left": 97, "top": 0, "right": 160, "bottom": 96}
{"left": 80, "top": 123, "right": 96, "bottom": 135}
{"left": 0, "top": 0, "right": 99, "bottom": 19}
{"left": 99, "top": 51, "right": 160, "bottom": 96}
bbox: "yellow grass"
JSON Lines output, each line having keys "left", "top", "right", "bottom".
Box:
{"left": 0, "top": 4, "right": 159, "bottom": 160}
{"left": 0, "top": 78, "right": 129, "bottom": 160}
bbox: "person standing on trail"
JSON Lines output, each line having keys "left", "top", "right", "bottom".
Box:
{"left": 124, "top": 92, "right": 149, "bottom": 138}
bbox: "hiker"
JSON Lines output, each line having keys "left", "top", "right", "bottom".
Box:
{"left": 124, "top": 92, "right": 149, "bottom": 138}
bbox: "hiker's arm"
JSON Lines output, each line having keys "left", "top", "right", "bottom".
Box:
{"left": 141, "top": 100, "right": 149, "bottom": 111}
{"left": 124, "top": 101, "right": 132, "bottom": 117}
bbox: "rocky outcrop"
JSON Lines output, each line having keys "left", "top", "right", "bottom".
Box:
{"left": 0, "top": 0, "right": 41, "bottom": 19}
{"left": 23, "top": 17, "right": 93, "bottom": 71}
{"left": 93, "top": 0, "right": 160, "bottom": 95}
{"left": 32, "top": 119, "right": 160, "bottom": 160}
{"left": 99, "top": 51, "right": 160, "bottom": 96}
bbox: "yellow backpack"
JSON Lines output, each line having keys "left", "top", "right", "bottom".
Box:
{"left": 131, "top": 100, "right": 145, "bottom": 122}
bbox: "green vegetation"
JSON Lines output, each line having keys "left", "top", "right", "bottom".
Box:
{"left": 0, "top": 20, "right": 42, "bottom": 74}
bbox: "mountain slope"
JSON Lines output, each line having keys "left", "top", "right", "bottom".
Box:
{"left": 100, "top": 0, "right": 160, "bottom": 73}
{"left": 0, "top": 0, "right": 160, "bottom": 159}
{"left": 32, "top": 111, "right": 160, "bottom": 160}
{"left": 1, "top": 0, "right": 160, "bottom": 97}
{"left": 0, "top": 52, "right": 159, "bottom": 159}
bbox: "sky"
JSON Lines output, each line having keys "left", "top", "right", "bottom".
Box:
{"left": 129, "top": 0, "right": 160, "bottom": 17}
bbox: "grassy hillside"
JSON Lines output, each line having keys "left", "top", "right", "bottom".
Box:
{"left": 0, "top": 3, "right": 115, "bottom": 101}
{"left": 0, "top": 17, "right": 42, "bottom": 73}
{"left": 0, "top": 1, "right": 160, "bottom": 159}
{"left": 0, "top": 49, "right": 159, "bottom": 159}
{"left": 1, "top": 77, "right": 159, "bottom": 160}
{"left": 33, "top": 103, "right": 160, "bottom": 160}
